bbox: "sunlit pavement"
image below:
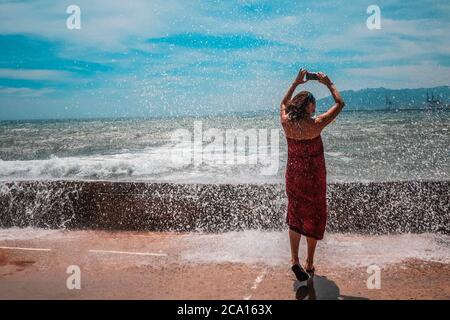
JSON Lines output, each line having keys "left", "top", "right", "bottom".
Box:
{"left": 0, "top": 229, "right": 449, "bottom": 300}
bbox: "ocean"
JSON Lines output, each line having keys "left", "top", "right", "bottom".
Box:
{"left": 0, "top": 109, "right": 449, "bottom": 266}
{"left": 1, "top": 109, "right": 449, "bottom": 184}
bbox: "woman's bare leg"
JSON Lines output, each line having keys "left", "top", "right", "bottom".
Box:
{"left": 289, "top": 229, "right": 301, "bottom": 265}
{"left": 306, "top": 237, "right": 317, "bottom": 270}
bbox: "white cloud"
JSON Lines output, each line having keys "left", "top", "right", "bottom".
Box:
{"left": 0, "top": 0, "right": 201, "bottom": 49}
{"left": 0, "top": 87, "right": 55, "bottom": 97}
{"left": 0, "top": 68, "right": 73, "bottom": 81}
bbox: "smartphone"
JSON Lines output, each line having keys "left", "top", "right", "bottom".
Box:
{"left": 306, "top": 72, "right": 319, "bottom": 80}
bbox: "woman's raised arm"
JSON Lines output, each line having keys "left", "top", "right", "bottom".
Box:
{"left": 280, "top": 69, "right": 308, "bottom": 123}
{"left": 314, "top": 72, "right": 345, "bottom": 129}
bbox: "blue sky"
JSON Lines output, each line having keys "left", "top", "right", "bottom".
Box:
{"left": 0, "top": 0, "right": 449, "bottom": 120}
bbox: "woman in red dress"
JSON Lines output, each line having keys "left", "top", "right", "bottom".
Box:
{"left": 280, "top": 69, "right": 345, "bottom": 281}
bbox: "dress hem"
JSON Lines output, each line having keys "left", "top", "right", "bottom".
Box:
{"left": 287, "top": 223, "right": 324, "bottom": 241}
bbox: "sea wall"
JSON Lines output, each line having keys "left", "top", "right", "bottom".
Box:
{"left": 0, "top": 180, "right": 448, "bottom": 234}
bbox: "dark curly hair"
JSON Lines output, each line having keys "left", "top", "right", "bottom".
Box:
{"left": 285, "top": 91, "right": 316, "bottom": 121}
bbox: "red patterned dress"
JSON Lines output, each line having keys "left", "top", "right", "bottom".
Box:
{"left": 285, "top": 135, "right": 328, "bottom": 240}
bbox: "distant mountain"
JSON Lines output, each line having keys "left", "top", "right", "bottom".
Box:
{"left": 317, "top": 86, "right": 450, "bottom": 111}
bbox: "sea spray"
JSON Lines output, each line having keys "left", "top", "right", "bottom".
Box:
{"left": 0, "top": 180, "right": 448, "bottom": 234}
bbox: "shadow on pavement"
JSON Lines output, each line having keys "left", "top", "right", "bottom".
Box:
{"left": 294, "top": 275, "right": 369, "bottom": 300}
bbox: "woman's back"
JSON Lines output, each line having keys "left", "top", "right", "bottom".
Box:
{"left": 286, "top": 135, "right": 324, "bottom": 159}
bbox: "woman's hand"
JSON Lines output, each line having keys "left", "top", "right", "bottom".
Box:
{"left": 281, "top": 68, "right": 307, "bottom": 120}
{"left": 293, "top": 69, "right": 308, "bottom": 85}
{"left": 317, "top": 72, "right": 333, "bottom": 87}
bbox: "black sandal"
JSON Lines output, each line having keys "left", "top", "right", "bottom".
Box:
{"left": 305, "top": 266, "right": 315, "bottom": 275}
{"left": 305, "top": 260, "right": 315, "bottom": 275}
{"left": 291, "top": 264, "right": 310, "bottom": 282}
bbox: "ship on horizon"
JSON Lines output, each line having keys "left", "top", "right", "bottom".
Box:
{"left": 424, "top": 90, "right": 447, "bottom": 110}
{"left": 385, "top": 90, "right": 449, "bottom": 111}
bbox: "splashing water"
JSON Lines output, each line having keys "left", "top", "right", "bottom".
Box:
{"left": 0, "top": 228, "right": 447, "bottom": 267}
{"left": 0, "top": 110, "right": 449, "bottom": 183}
{"left": 180, "top": 230, "right": 450, "bottom": 267}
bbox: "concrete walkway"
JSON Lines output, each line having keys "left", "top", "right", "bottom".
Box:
{"left": 0, "top": 229, "right": 449, "bottom": 299}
